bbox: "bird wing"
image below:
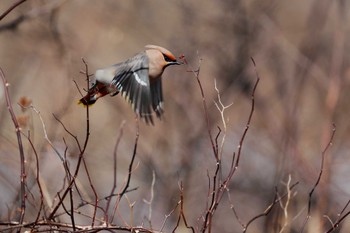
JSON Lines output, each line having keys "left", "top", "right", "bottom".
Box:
{"left": 110, "top": 52, "right": 154, "bottom": 124}
{"left": 150, "top": 78, "right": 164, "bottom": 118}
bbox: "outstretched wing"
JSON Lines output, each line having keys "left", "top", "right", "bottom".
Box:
{"left": 110, "top": 52, "right": 154, "bottom": 124}
{"left": 150, "top": 78, "right": 164, "bottom": 118}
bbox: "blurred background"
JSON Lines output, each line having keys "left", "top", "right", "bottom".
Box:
{"left": 1, "top": 0, "right": 350, "bottom": 232}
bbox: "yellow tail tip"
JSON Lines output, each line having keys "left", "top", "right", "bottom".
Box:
{"left": 77, "top": 99, "right": 94, "bottom": 107}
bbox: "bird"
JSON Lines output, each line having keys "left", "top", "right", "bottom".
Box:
{"left": 78, "top": 45, "right": 182, "bottom": 124}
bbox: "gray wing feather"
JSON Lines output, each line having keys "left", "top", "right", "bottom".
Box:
{"left": 150, "top": 78, "right": 164, "bottom": 118}
{"left": 110, "top": 52, "right": 154, "bottom": 124}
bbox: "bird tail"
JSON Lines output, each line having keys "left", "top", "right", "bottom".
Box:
{"left": 78, "top": 82, "right": 109, "bottom": 106}
{"left": 78, "top": 93, "right": 97, "bottom": 106}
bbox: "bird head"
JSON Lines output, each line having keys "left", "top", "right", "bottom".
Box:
{"left": 145, "top": 45, "right": 182, "bottom": 67}
{"left": 145, "top": 45, "right": 182, "bottom": 79}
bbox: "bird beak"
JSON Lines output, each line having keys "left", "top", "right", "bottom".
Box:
{"left": 165, "top": 60, "right": 183, "bottom": 68}
{"left": 172, "top": 60, "right": 183, "bottom": 65}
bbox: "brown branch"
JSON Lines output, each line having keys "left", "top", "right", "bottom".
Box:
{"left": 120, "top": 119, "right": 139, "bottom": 199}
{"left": 180, "top": 55, "right": 218, "bottom": 160}
{"left": 159, "top": 200, "right": 181, "bottom": 232}
{"left": 299, "top": 124, "right": 336, "bottom": 233}
{"left": 48, "top": 58, "right": 91, "bottom": 220}
{"left": 234, "top": 58, "right": 259, "bottom": 168}
{"left": 0, "top": 0, "right": 27, "bottom": 21}
{"left": 199, "top": 58, "right": 260, "bottom": 232}
{"left": 21, "top": 132, "right": 44, "bottom": 226}
{"left": 111, "top": 119, "right": 140, "bottom": 223}
{"left": 81, "top": 157, "right": 98, "bottom": 227}
{"left": 0, "top": 1, "right": 66, "bottom": 32}
{"left": 0, "top": 67, "right": 26, "bottom": 229}
{"left": 0, "top": 220, "right": 155, "bottom": 233}
{"left": 325, "top": 199, "right": 350, "bottom": 233}
{"left": 106, "top": 121, "right": 126, "bottom": 223}
{"left": 243, "top": 182, "right": 299, "bottom": 233}
{"left": 172, "top": 182, "right": 195, "bottom": 233}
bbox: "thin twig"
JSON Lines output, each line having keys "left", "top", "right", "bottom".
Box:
{"left": 111, "top": 118, "right": 140, "bottom": 223}
{"left": 279, "top": 174, "right": 293, "bottom": 233}
{"left": 143, "top": 170, "right": 156, "bottom": 229}
{"left": 234, "top": 58, "right": 259, "bottom": 169}
{"left": 325, "top": 199, "right": 350, "bottom": 233}
{"left": 81, "top": 157, "right": 99, "bottom": 227}
{"left": 172, "top": 182, "right": 195, "bottom": 233}
{"left": 299, "top": 124, "right": 336, "bottom": 233}
{"left": 201, "top": 58, "right": 260, "bottom": 232}
{"left": 48, "top": 58, "right": 91, "bottom": 220}
{"left": 120, "top": 119, "right": 139, "bottom": 199}
{"left": 243, "top": 182, "right": 299, "bottom": 233}
{"left": 213, "top": 79, "right": 233, "bottom": 160}
{"left": 159, "top": 200, "right": 181, "bottom": 232}
{"left": 30, "top": 106, "right": 64, "bottom": 161}
{"left": 0, "top": 0, "right": 27, "bottom": 21}
{"left": 21, "top": 132, "right": 44, "bottom": 227}
{"left": 0, "top": 67, "right": 26, "bottom": 229}
{"left": 180, "top": 55, "right": 218, "bottom": 160}
{"left": 105, "top": 121, "right": 126, "bottom": 224}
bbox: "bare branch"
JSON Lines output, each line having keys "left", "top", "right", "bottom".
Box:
{"left": 0, "top": 0, "right": 27, "bottom": 21}
{"left": 234, "top": 58, "right": 260, "bottom": 169}
{"left": 324, "top": 199, "right": 350, "bottom": 233}
{"left": 21, "top": 132, "right": 44, "bottom": 226}
{"left": 299, "top": 124, "right": 336, "bottom": 232}
{"left": 48, "top": 58, "right": 92, "bottom": 220}
{"left": 143, "top": 170, "right": 156, "bottom": 228}
{"left": 180, "top": 54, "right": 218, "bottom": 160}
{"left": 172, "top": 182, "right": 195, "bottom": 233}
{"left": 0, "top": 67, "right": 26, "bottom": 227}
{"left": 105, "top": 121, "right": 126, "bottom": 223}
{"left": 243, "top": 182, "right": 299, "bottom": 233}
{"left": 111, "top": 118, "right": 140, "bottom": 223}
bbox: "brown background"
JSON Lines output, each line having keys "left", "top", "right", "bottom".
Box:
{"left": 1, "top": 0, "right": 350, "bottom": 232}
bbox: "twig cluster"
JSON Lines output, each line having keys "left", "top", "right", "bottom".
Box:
{"left": 1, "top": 2, "right": 350, "bottom": 232}
{"left": 0, "top": 61, "right": 144, "bottom": 232}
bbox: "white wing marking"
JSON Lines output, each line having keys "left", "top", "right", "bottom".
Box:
{"left": 133, "top": 72, "right": 147, "bottom": 86}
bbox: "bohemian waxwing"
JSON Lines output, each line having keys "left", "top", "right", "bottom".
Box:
{"left": 78, "top": 45, "right": 181, "bottom": 124}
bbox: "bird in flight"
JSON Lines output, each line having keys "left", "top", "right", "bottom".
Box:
{"left": 79, "top": 45, "right": 182, "bottom": 124}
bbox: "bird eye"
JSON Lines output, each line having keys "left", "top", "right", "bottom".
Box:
{"left": 163, "top": 54, "right": 175, "bottom": 62}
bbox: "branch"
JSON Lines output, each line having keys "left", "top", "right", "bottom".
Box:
{"left": 21, "top": 132, "right": 44, "bottom": 226}
{"left": 48, "top": 58, "right": 92, "bottom": 220}
{"left": 172, "top": 182, "right": 195, "bottom": 233}
{"left": 105, "top": 121, "right": 126, "bottom": 223}
{"left": 299, "top": 124, "right": 336, "bottom": 232}
{"left": 0, "top": 67, "right": 26, "bottom": 228}
{"left": 119, "top": 119, "right": 139, "bottom": 199}
{"left": 325, "top": 199, "right": 350, "bottom": 233}
{"left": 180, "top": 54, "right": 218, "bottom": 160}
{"left": 234, "top": 58, "right": 259, "bottom": 168}
{"left": 0, "top": 0, "right": 27, "bottom": 21}
{"left": 111, "top": 118, "right": 140, "bottom": 223}
{"left": 243, "top": 182, "right": 299, "bottom": 232}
